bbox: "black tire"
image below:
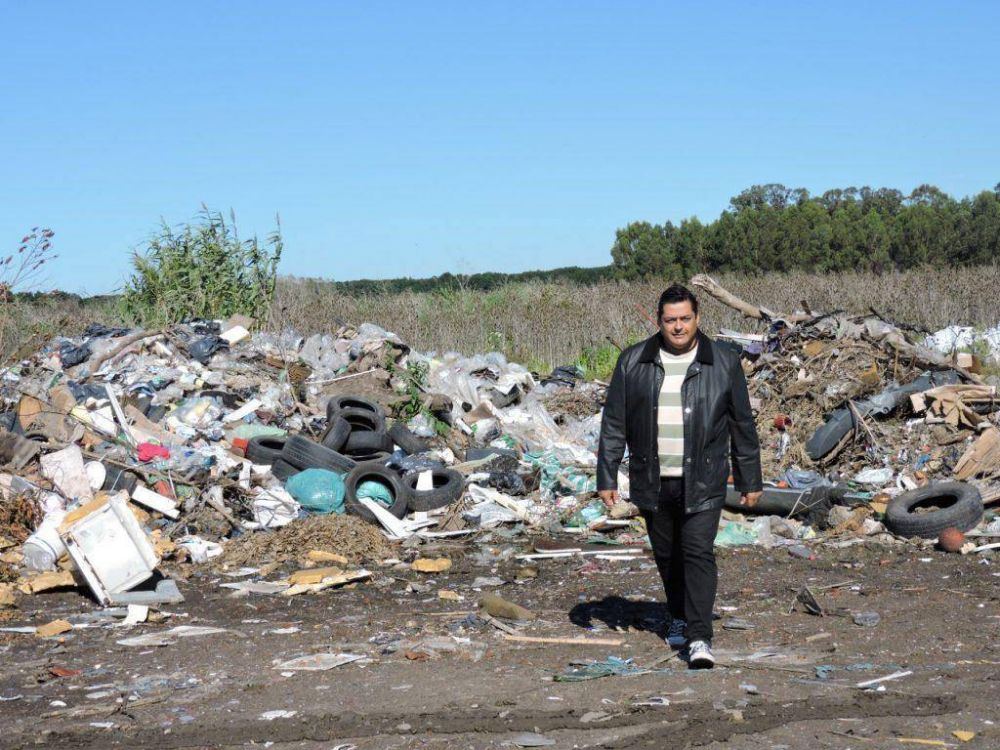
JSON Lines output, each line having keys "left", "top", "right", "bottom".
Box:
{"left": 337, "top": 406, "right": 385, "bottom": 434}
{"left": 344, "top": 463, "right": 408, "bottom": 523}
{"left": 402, "top": 468, "right": 465, "bottom": 511}
{"left": 320, "top": 416, "right": 351, "bottom": 451}
{"left": 885, "top": 482, "right": 983, "bottom": 538}
{"left": 345, "top": 429, "right": 394, "bottom": 454}
{"left": 389, "top": 421, "right": 430, "bottom": 455}
{"left": 281, "top": 434, "right": 357, "bottom": 473}
{"left": 326, "top": 395, "right": 385, "bottom": 423}
{"left": 724, "top": 484, "right": 830, "bottom": 520}
{"left": 343, "top": 449, "right": 392, "bottom": 464}
{"left": 271, "top": 459, "right": 300, "bottom": 483}
{"left": 246, "top": 435, "right": 286, "bottom": 465}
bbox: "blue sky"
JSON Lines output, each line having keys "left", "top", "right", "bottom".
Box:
{"left": 1, "top": 2, "right": 997, "bottom": 295}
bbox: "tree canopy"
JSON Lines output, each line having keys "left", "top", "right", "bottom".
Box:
{"left": 610, "top": 183, "right": 1000, "bottom": 280}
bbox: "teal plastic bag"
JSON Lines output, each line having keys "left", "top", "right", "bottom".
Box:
{"left": 357, "top": 479, "right": 394, "bottom": 508}
{"left": 285, "top": 468, "right": 346, "bottom": 514}
{"left": 714, "top": 522, "right": 758, "bottom": 547}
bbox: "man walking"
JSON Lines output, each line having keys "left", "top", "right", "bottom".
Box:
{"left": 597, "top": 283, "right": 762, "bottom": 668}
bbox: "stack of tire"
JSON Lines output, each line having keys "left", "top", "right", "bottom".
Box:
{"left": 242, "top": 395, "right": 465, "bottom": 525}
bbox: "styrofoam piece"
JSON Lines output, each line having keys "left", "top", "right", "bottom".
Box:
{"left": 85, "top": 461, "right": 107, "bottom": 491}
{"left": 223, "top": 398, "right": 263, "bottom": 423}
{"left": 131, "top": 486, "right": 180, "bottom": 519}
{"left": 416, "top": 470, "right": 434, "bottom": 492}
{"left": 219, "top": 325, "right": 250, "bottom": 345}
{"left": 59, "top": 493, "right": 160, "bottom": 605}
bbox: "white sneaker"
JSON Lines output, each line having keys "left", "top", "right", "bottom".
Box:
{"left": 687, "top": 639, "right": 715, "bottom": 669}
{"left": 666, "top": 618, "right": 688, "bottom": 649}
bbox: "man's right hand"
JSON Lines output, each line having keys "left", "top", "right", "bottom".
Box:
{"left": 598, "top": 490, "right": 619, "bottom": 509}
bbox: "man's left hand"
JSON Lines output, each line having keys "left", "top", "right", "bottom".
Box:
{"left": 740, "top": 491, "right": 762, "bottom": 508}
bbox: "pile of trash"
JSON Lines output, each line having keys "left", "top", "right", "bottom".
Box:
{"left": 706, "top": 274, "right": 1000, "bottom": 551}
{"left": 0, "top": 316, "right": 610, "bottom": 610}
{"left": 0, "top": 291, "right": 997, "bottom": 616}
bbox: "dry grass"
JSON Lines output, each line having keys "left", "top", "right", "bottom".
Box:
{"left": 4, "top": 265, "right": 998, "bottom": 371}
{"left": 269, "top": 265, "right": 1000, "bottom": 369}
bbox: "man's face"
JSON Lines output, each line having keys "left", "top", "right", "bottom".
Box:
{"left": 658, "top": 300, "right": 699, "bottom": 351}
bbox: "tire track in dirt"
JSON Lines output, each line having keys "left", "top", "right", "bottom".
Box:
{"left": 7, "top": 692, "right": 961, "bottom": 749}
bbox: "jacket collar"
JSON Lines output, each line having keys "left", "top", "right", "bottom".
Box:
{"left": 639, "top": 329, "right": 715, "bottom": 365}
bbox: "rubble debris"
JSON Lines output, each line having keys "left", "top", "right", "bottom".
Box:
{"left": 0, "top": 290, "right": 995, "bottom": 639}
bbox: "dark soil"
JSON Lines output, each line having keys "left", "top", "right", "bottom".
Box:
{"left": 1, "top": 540, "right": 997, "bottom": 749}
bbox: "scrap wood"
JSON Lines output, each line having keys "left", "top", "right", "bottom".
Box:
{"left": 480, "top": 612, "right": 521, "bottom": 635}
{"left": 921, "top": 385, "right": 996, "bottom": 428}
{"left": 79, "top": 327, "right": 167, "bottom": 376}
{"left": 953, "top": 428, "right": 1000, "bottom": 480}
{"left": 689, "top": 274, "right": 810, "bottom": 324}
{"left": 691, "top": 274, "right": 982, "bottom": 384}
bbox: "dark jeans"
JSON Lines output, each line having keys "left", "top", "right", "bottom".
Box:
{"left": 640, "top": 477, "right": 722, "bottom": 642}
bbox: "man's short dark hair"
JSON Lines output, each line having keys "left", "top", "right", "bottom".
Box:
{"left": 658, "top": 284, "right": 699, "bottom": 319}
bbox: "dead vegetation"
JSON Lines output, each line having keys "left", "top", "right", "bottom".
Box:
{"left": 5, "top": 265, "right": 1000, "bottom": 371}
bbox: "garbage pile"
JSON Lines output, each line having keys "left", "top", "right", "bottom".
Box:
{"left": 715, "top": 302, "right": 999, "bottom": 549}
{"left": 0, "top": 299, "right": 997, "bottom": 617}
{"left": 0, "top": 317, "right": 610, "bottom": 610}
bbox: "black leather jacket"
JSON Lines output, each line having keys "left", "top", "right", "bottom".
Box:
{"left": 597, "top": 330, "right": 763, "bottom": 513}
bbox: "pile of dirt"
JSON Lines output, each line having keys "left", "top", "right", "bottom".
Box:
{"left": 541, "top": 388, "right": 603, "bottom": 422}
{"left": 223, "top": 513, "right": 399, "bottom": 566}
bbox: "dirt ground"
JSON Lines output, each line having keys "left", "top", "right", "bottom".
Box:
{"left": 1, "top": 539, "right": 997, "bottom": 750}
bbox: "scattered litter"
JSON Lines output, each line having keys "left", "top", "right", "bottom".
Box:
{"left": 274, "top": 653, "right": 366, "bottom": 671}
{"left": 260, "top": 710, "right": 297, "bottom": 721}
{"left": 117, "top": 625, "right": 230, "bottom": 647}
{"left": 555, "top": 656, "right": 667, "bottom": 682}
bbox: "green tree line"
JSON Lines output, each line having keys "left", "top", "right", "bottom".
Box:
{"left": 319, "top": 264, "right": 614, "bottom": 296}
{"left": 611, "top": 183, "right": 1000, "bottom": 279}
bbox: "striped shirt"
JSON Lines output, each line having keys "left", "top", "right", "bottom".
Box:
{"left": 658, "top": 345, "right": 697, "bottom": 477}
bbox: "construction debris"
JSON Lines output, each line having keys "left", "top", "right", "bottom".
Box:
{"left": 0, "top": 285, "right": 995, "bottom": 630}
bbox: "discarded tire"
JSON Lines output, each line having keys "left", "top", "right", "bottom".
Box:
{"left": 885, "top": 482, "right": 983, "bottom": 538}
{"left": 245, "top": 435, "right": 286, "bottom": 465}
{"left": 388, "top": 421, "right": 429, "bottom": 455}
{"left": 281, "top": 434, "right": 357, "bottom": 474}
{"left": 402, "top": 468, "right": 465, "bottom": 511}
{"left": 320, "top": 416, "right": 351, "bottom": 451}
{"left": 338, "top": 406, "right": 385, "bottom": 434}
{"left": 343, "top": 449, "right": 392, "bottom": 464}
{"left": 345, "top": 429, "right": 394, "bottom": 454}
{"left": 271, "top": 459, "right": 300, "bottom": 483}
{"left": 326, "top": 395, "right": 385, "bottom": 423}
{"left": 724, "top": 484, "right": 832, "bottom": 524}
{"left": 344, "top": 463, "right": 408, "bottom": 523}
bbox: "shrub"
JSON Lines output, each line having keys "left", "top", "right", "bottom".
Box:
{"left": 119, "top": 208, "right": 282, "bottom": 326}
{"left": 0, "top": 228, "right": 58, "bottom": 364}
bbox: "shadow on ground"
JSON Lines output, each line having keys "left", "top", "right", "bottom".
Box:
{"left": 568, "top": 596, "right": 670, "bottom": 637}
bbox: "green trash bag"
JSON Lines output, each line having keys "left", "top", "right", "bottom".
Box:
{"left": 285, "top": 468, "right": 346, "bottom": 514}
{"left": 714, "top": 522, "right": 758, "bottom": 547}
{"left": 357, "top": 479, "right": 394, "bottom": 508}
